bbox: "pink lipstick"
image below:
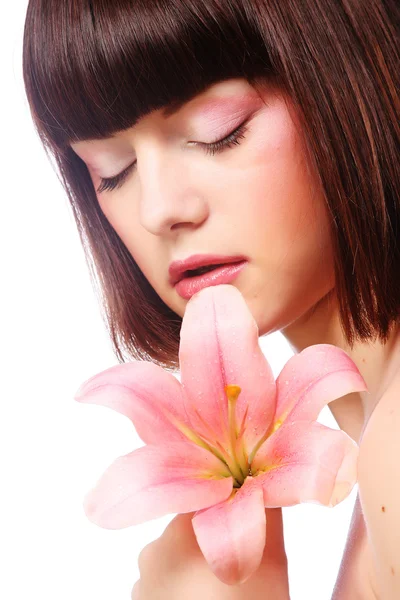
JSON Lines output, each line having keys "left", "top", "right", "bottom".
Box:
{"left": 174, "top": 260, "right": 247, "bottom": 299}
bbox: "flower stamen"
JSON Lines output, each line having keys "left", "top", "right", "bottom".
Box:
{"left": 225, "top": 384, "right": 250, "bottom": 485}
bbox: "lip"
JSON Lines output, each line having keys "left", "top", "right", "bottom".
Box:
{"left": 169, "top": 254, "right": 248, "bottom": 286}
{"left": 174, "top": 260, "right": 248, "bottom": 300}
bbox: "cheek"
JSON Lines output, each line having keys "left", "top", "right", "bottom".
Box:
{"left": 230, "top": 100, "right": 305, "bottom": 226}
{"left": 97, "top": 193, "right": 154, "bottom": 272}
{"left": 230, "top": 105, "right": 334, "bottom": 287}
{"left": 97, "top": 191, "right": 132, "bottom": 234}
{"left": 237, "top": 134, "right": 325, "bottom": 254}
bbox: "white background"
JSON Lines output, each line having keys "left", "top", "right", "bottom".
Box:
{"left": 2, "top": 3, "right": 356, "bottom": 598}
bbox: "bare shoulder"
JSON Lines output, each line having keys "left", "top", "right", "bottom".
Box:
{"left": 357, "top": 375, "right": 400, "bottom": 599}
{"left": 331, "top": 492, "right": 380, "bottom": 600}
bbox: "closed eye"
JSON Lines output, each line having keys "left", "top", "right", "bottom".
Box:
{"left": 96, "top": 120, "right": 249, "bottom": 194}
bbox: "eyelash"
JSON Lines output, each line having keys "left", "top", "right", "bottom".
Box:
{"left": 96, "top": 121, "right": 249, "bottom": 194}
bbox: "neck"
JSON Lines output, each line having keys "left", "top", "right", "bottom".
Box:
{"left": 280, "top": 288, "right": 400, "bottom": 443}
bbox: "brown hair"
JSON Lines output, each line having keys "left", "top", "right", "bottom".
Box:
{"left": 23, "top": 0, "right": 400, "bottom": 371}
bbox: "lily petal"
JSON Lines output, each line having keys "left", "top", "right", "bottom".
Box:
{"left": 251, "top": 420, "right": 358, "bottom": 508}
{"left": 74, "top": 361, "right": 192, "bottom": 445}
{"left": 83, "top": 441, "right": 233, "bottom": 528}
{"left": 272, "top": 344, "right": 367, "bottom": 428}
{"left": 179, "top": 285, "right": 276, "bottom": 455}
{"left": 192, "top": 478, "right": 266, "bottom": 585}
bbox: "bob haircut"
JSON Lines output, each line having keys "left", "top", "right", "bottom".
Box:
{"left": 23, "top": 0, "right": 399, "bottom": 371}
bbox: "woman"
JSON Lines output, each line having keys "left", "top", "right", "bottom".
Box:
{"left": 23, "top": 0, "right": 399, "bottom": 597}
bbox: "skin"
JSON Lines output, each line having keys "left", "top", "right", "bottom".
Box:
{"left": 72, "top": 77, "right": 400, "bottom": 598}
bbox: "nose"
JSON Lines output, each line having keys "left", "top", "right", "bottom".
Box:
{"left": 138, "top": 149, "right": 209, "bottom": 236}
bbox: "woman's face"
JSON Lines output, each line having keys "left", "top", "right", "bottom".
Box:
{"left": 71, "top": 78, "right": 335, "bottom": 336}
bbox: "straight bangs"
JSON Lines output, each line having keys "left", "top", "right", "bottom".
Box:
{"left": 23, "top": 0, "right": 275, "bottom": 150}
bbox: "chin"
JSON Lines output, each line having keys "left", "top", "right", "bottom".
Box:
{"left": 240, "top": 291, "right": 320, "bottom": 339}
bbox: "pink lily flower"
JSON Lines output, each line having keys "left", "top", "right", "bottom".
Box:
{"left": 75, "top": 285, "right": 367, "bottom": 585}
